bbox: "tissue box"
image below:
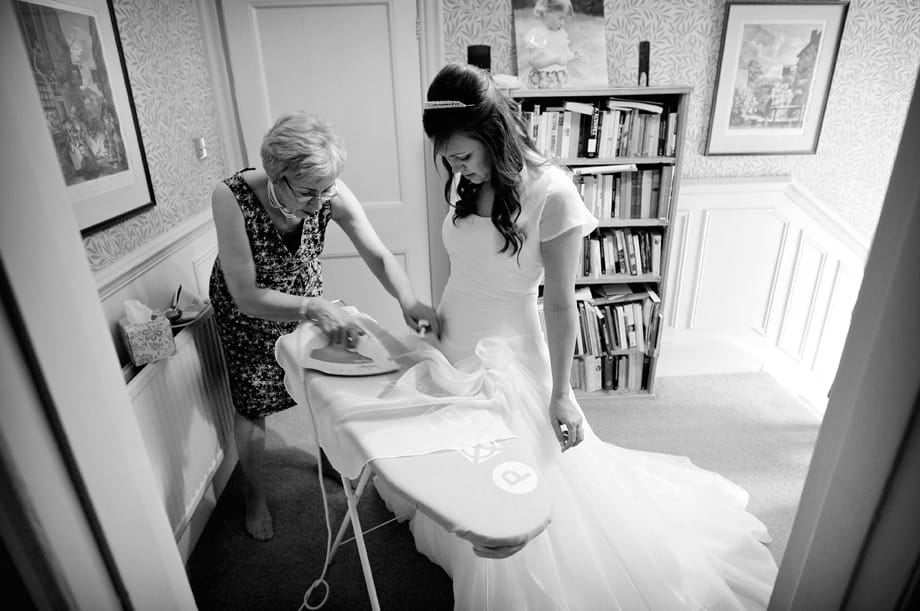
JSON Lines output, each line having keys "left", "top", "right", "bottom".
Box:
{"left": 119, "top": 312, "right": 177, "bottom": 366}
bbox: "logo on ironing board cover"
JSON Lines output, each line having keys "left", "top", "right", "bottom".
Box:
{"left": 303, "top": 332, "right": 399, "bottom": 377}
{"left": 492, "top": 461, "right": 538, "bottom": 494}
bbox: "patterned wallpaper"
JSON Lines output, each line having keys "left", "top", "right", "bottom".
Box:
{"left": 86, "top": 0, "right": 917, "bottom": 271}
{"left": 442, "top": 0, "right": 920, "bottom": 241}
{"left": 84, "top": 0, "right": 227, "bottom": 272}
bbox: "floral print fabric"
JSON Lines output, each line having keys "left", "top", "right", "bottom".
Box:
{"left": 209, "top": 169, "right": 331, "bottom": 419}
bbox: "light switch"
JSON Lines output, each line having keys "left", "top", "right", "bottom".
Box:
{"left": 193, "top": 136, "right": 208, "bottom": 160}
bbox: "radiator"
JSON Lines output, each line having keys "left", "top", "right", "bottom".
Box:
{"left": 126, "top": 310, "right": 234, "bottom": 542}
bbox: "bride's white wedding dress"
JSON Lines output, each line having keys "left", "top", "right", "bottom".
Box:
{"left": 377, "top": 163, "right": 778, "bottom": 610}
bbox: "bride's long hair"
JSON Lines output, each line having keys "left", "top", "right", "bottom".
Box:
{"left": 423, "top": 62, "right": 547, "bottom": 257}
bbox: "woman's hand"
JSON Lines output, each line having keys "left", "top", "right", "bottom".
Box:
{"left": 304, "top": 297, "right": 365, "bottom": 347}
{"left": 401, "top": 299, "right": 441, "bottom": 339}
{"left": 549, "top": 393, "right": 584, "bottom": 452}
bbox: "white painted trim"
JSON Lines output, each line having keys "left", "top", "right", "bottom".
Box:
{"left": 796, "top": 237, "right": 826, "bottom": 361}
{"left": 193, "top": 244, "right": 219, "bottom": 298}
{"left": 758, "top": 209, "right": 790, "bottom": 337}
{"left": 786, "top": 178, "right": 870, "bottom": 261}
{"left": 808, "top": 261, "right": 842, "bottom": 371}
{"left": 94, "top": 211, "right": 213, "bottom": 299}
{"left": 688, "top": 209, "right": 711, "bottom": 329}
{"left": 681, "top": 175, "right": 869, "bottom": 262}
{"left": 417, "top": 0, "right": 444, "bottom": 87}
{"left": 810, "top": 261, "right": 842, "bottom": 372}
{"left": 195, "top": 0, "right": 245, "bottom": 171}
{"left": 417, "top": 0, "right": 449, "bottom": 304}
{"left": 679, "top": 175, "right": 791, "bottom": 196}
{"left": 775, "top": 230, "right": 805, "bottom": 356}
{"left": 669, "top": 211, "right": 690, "bottom": 328}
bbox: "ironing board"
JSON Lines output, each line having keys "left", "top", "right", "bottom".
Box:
{"left": 275, "top": 321, "right": 552, "bottom": 610}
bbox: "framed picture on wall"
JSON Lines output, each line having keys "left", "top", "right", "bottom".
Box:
{"left": 513, "top": 0, "right": 607, "bottom": 90}
{"left": 14, "top": 0, "right": 154, "bottom": 234}
{"left": 706, "top": 0, "right": 849, "bottom": 155}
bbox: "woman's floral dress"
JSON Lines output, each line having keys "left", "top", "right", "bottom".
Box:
{"left": 209, "top": 168, "right": 331, "bottom": 419}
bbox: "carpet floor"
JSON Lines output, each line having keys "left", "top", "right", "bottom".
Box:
{"left": 186, "top": 371, "right": 821, "bottom": 610}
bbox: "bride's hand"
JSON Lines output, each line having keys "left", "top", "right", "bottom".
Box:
{"left": 549, "top": 394, "right": 584, "bottom": 452}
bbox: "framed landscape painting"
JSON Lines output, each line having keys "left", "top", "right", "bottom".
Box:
{"left": 706, "top": 1, "right": 849, "bottom": 155}
{"left": 15, "top": 0, "right": 154, "bottom": 233}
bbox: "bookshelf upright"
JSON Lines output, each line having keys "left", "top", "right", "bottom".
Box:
{"left": 513, "top": 86, "right": 690, "bottom": 397}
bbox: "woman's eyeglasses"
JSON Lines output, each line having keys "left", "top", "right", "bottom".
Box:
{"left": 282, "top": 176, "right": 338, "bottom": 205}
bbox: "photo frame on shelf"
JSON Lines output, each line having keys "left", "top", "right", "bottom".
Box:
{"left": 15, "top": 0, "right": 154, "bottom": 234}
{"left": 513, "top": 0, "right": 607, "bottom": 90}
{"left": 706, "top": 0, "right": 849, "bottom": 155}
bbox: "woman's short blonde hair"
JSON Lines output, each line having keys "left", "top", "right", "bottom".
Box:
{"left": 260, "top": 111, "right": 346, "bottom": 185}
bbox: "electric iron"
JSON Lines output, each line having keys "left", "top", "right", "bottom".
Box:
{"left": 302, "top": 330, "right": 399, "bottom": 377}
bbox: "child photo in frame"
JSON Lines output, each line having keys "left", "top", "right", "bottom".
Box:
{"left": 513, "top": 0, "right": 607, "bottom": 90}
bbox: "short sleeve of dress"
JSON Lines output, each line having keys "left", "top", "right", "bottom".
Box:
{"left": 539, "top": 169, "right": 599, "bottom": 242}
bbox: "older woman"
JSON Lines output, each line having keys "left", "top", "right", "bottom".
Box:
{"left": 209, "top": 112, "right": 437, "bottom": 540}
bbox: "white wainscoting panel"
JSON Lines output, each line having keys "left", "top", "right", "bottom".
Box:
{"left": 193, "top": 245, "right": 219, "bottom": 299}
{"left": 777, "top": 234, "right": 826, "bottom": 361}
{"left": 690, "top": 208, "right": 788, "bottom": 334}
{"left": 666, "top": 211, "right": 691, "bottom": 329}
{"left": 659, "top": 177, "right": 868, "bottom": 413}
{"left": 812, "top": 265, "right": 863, "bottom": 383}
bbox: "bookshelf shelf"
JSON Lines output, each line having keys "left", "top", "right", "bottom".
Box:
{"left": 566, "top": 156, "right": 677, "bottom": 166}
{"left": 576, "top": 275, "right": 660, "bottom": 284}
{"left": 597, "top": 219, "right": 668, "bottom": 228}
{"left": 515, "top": 86, "right": 690, "bottom": 396}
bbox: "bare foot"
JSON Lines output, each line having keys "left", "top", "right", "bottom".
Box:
{"left": 244, "top": 495, "right": 273, "bottom": 541}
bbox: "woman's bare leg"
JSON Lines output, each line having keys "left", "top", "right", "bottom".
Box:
{"left": 234, "top": 412, "right": 272, "bottom": 540}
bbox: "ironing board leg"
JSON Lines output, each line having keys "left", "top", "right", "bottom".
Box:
{"left": 328, "top": 467, "right": 373, "bottom": 565}
{"left": 341, "top": 468, "right": 380, "bottom": 611}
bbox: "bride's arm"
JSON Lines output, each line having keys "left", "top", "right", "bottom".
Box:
{"left": 541, "top": 226, "right": 586, "bottom": 452}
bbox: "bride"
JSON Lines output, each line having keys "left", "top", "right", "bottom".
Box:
{"left": 377, "top": 62, "right": 778, "bottom": 610}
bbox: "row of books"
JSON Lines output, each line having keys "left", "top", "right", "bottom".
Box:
{"left": 580, "top": 228, "right": 662, "bottom": 278}
{"left": 574, "top": 165, "right": 674, "bottom": 221}
{"left": 571, "top": 353, "right": 650, "bottom": 393}
{"left": 521, "top": 98, "right": 679, "bottom": 160}
{"left": 573, "top": 285, "right": 662, "bottom": 358}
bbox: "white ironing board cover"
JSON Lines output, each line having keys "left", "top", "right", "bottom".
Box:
{"left": 275, "top": 316, "right": 552, "bottom": 549}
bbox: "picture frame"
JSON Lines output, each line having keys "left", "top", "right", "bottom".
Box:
{"left": 706, "top": 0, "right": 849, "bottom": 155}
{"left": 513, "top": 0, "right": 607, "bottom": 90}
{"left": 15, "top": 0, "right": 154, "bottom": 234}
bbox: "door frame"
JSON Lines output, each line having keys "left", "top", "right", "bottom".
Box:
{"left": 0, "top": 3, "right": 197, "bottom": 606}
{"left": 418, "top": 0, "right": 450, "bottom": 304}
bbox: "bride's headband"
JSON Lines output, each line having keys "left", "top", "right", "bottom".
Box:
{"left": 423, "top": 100, "right": 472, "bottom": 110}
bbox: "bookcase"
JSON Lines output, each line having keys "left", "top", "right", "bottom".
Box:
{"left": 513, "top": 86, "right": 690, "bottom": 397}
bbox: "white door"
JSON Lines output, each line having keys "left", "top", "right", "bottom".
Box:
{"left": 221, "top": 0, "right": 431, "bottom": 332}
